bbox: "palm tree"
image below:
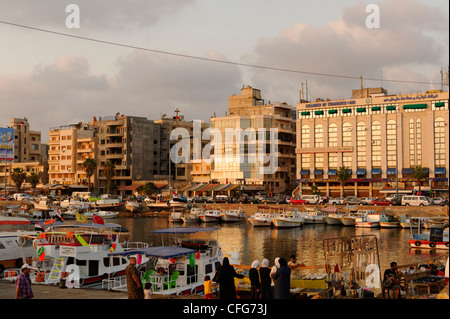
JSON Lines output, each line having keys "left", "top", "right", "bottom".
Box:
{"left": 413, "top": 165, "right": 426, "bottom": 194}
{"left": 26, "top": 172, "right": 40, "bottom": 190}
{"left": 337, "top": 166, "right": 351, "bottom": 197}
{"left": 140, "top": 182, "right": 157, "bottom": 196}
{"left": 103, "top": 161, "right": 115, "bottom": 194}
{"left": 82, "top": 158, "right": 97, "bottom": 193}
{"left": 10, "top": 168, "right": 27, "bottom": 192}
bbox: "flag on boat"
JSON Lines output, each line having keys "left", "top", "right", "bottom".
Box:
{"left": 75, "top": 212, "right": 88, "bottom": 223}
{"left": 56, "top": 209, "right": 64, "bottom": 222}
{"left": 93, "top": 214, "right": 104, "bottom": 225}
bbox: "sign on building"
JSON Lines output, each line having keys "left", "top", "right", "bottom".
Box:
{"left": 0, "top": 128, "right": 14, "bottom": 161}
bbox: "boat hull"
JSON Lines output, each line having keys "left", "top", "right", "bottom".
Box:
{"left": 199, "top": 216, "right": 221, "bottom": 223}
{"left": 340, "top": 217, "right": 356, "bottom": 226}
{"left": 304, "top": 218, "right": 325, "bottom": 224}
{"left": 380, "top": 222, "right": 401, "bottom": 228}
{"left": 272, "top": 219, "right": 303, "bottom": 229}
{"left": 409, "top": 239, "right": 449, "bottom": 250}
{"left": 249, "top": 219, "right": 273, "bottom": 227}
{"left": 324, "top": 217, "right": 342, "bottom": 225}
{"left": 355, "top": 222, "right": 380, "bottom": 228}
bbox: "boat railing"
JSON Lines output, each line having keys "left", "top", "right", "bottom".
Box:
{"left": 102, "top": 275, "right": 127, "bottom": 291}
{"left": 125, "top": 241, "right": 150, "bottom": 250}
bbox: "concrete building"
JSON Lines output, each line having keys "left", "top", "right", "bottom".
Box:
{"left": 296, "top": 87, "right": 449, "bottom": 197}
{"left": 210, "top": 86, "right": 296, "bottom": 194}
{"left": 94, "top": 113, "right": 169, "bottom": 193}
{"left": 10, "top": 117, "right": 44, "bottom": 163}
{"left": 48, "top": 123, "right": 95, "bottom": 185}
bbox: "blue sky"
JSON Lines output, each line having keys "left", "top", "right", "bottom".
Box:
{"left": 0, "top": 0, "right": 448, "bottom": 141}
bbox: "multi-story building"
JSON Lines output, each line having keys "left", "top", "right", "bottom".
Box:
{"left": 48, "top": 123, "right": 95, "bottom": 185}
{"left": 296, "top": 87, "right": 449, "bottom": 197}
{"left": 10, "top": 117, "right": 44, "bottom": 163}
{"left": 94, "top": 113, "right": 169, "bottom": 193}
{"left": 155, "top": 110, "right": 210, "bottom": 187}
{"left": 210, "top": 86, "right": 296, "bottom": 193}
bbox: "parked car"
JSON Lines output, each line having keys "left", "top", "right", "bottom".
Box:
{"left": 329, "top": 197, "right": 344, "bottom": 205}
{"left": 360, "top": 197, "right": 375, "bottom": 205}
{"left": 401, "top": 196, "right": 431, "bottom": 206}
{"left": 289, "top": 197, "right": 307, "bottom": 205}
{"left": 371, "top": 198, "right": 396, "bottom": 206}
{"left": 212, "top": 195, "right": 229, "bottom": 203}
{"left": 13, "top": 193, "right": 33, "bottom": 201}
{"left": 260, "top": 196, "right": 278, "bottom": 204}
{"left": 300, "top": 195, "right": 320, "bottom": 204}
{"left": 344, "top": 196, "right": 360, "bottom": 205}
{"left": 431, "top": 197, "right": 445, "bottom": 206}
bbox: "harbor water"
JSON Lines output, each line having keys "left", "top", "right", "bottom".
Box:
{"left": 113, "top": 216, "right": 445, "bottom": 271}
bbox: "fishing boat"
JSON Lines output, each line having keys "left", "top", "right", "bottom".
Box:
{"left": 354, "top": 210, "right": 380, "bottom": 228}
{"left": 248, "top": 212, "right": 275, "bottom": 227}
{"left": 272, "top": 211, "right": 304, "bottom": 229}
{"left": 107, "top": 227, "right": 223, "bottom": 296}
{"left": 33, "top": 198, "right": 55, "bottom": 211}
{"left": 221, "top": 209, "right": 247, "bottom": 223}
{"left": 409, "top": 218, "right": 449, "bottom": 250}
{"left": 84, "top": 210, "right": 119, "bottom": 219}
{"left": 182, "top": 207, "right": 202, "bottom": 224}
{"left": 422, "top": 217, "right": 449, "bottom": 229}
{"left": 125, "top": 201, "right": 142, "bottom": 213}
{"left": 339, "top": 213, "right": 359, "bottom": 226}
{"left": 20, "top": 222, "right": 149, "bottom": 287}
{"left": 198, "top": 210, "right": 222, "bottom": 223}
{"left": 400, "top": 215, "right": 419, "bottom": 229}
{"left": 169, "top": 211, "right": 184, "bottom": 223}
{"left": 92, "top": 198, "right": 124, "bottom": 210}
{"left": 303, "top": 210, "right": 328, "bottom": 224}
{"left": 324, "top": 213, "right": 344, "bottom": 225}
{"left": 60, "top": 198, "right": 89, "bottom": 209}
{"left": 379, "top": 214, "right": 401, "bottom": 228}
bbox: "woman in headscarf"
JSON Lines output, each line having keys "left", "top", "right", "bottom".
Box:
{"left": 215, "top": 257, "right": 244, "bottom": 299}
{"left": 270, "top": 257, "right": 280, "bottom": 298}
{"left": 259, "top": 259, "right": 272, "bottom": 299}
{"left": 272, "top": 257, "right": 291, "bottom": 299}
{"left": 249, "top": 260, "right": 261, "bottom": 299}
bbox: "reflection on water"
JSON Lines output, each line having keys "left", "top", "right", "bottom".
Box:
{"left": 115, "top": 217, "right": 445, "bottom": 271}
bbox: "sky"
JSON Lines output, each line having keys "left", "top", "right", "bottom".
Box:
{"left": 0, "top": 0, "right": 448, "bottom": 142}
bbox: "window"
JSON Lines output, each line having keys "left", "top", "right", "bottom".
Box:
{"left": 434, "top": 117, "right": 446, "bottom": 167}
{"left": 357, "top": 122, "right": 367, "bottom": 168}
{"left": 328, "top": 123, "right": 338, "bottom": 169}
{"left": 371, "top": 121, "right": 381, "bottom": 168}
{"left": 386, "top": 120, "right": 397, "bottom": 167}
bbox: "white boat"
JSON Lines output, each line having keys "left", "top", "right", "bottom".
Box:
{"left": 339, "top": 214, "right": 358, "bottom": 226}
{"left": 400, "top": 216, "right": 419, "bottom": 229}
{"left": 409, "top": 218, "right": 449, "bottom": 250}
{"left": 107, "top": 227, "right": 224, "bottom": 296}
{"left": 272, "top": 212, "right": 304, "bottom": 229}
{"left": 221, "top": 209, "right": 247, "bottom": 223}
{"left": 169, "top": 211, "right": 184, "bottom": 223}
{"left": 32, "top": 210, "right": 58, "bottom": 220}
{"left": 20, "top": 223, "right": 149, "bottom": 287}
{"left": 0, "top": 216, "right": 39, "bottom": 273}
{"left": 422, "top": 218, "right": 449, "bottom": 229}
{"left": 84, "top": 210, "right": 119, "bottom": 219}
{"left": 354, "top": 210, "right": 380, "bottom": 228}
{"left": 92, "top": 198, "right": 124, "bottom": 210}
{"left": 379, "top": 214, "right": 401, "bottom": 228}
{"left": 34, "top": 198, "right": 55, "bottom": 211}
{"left": 182, "top": 207, "right": 202, "bottom": 224}
{"left": 304, "top": 210, "right": 328, "bottom": 224}
{"left": 198, "top": 210, "right": 222, "bottom": 223}
{"left": 60, "top": 199, "right": 89, "bottom": 209}
{"left": 324, "top": 213, "right": 344, "bottom": 225}
{"left": 125, "top": 201, "right": 142, "bottom": 213}
{"left": 167, "top": 200, "right": 188, "bottom": 209}
{"left": 248, "top": 212, "right": 275, "bottom": 227}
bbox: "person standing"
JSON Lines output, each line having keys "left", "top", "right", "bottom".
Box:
{"left": 270, "top": 257, "right": 280, "bottom": 297}
{"left": 215, "top": 257, "right": 244, "bottom": 299}
{"left": 125, "top": 256, "right": 144, "bottom": 299}
{"left": 249, "top": 260, "right": 261, "bottom": 299}
{"left": 259, "top": 259, "right": 272, "bottom": 299}
{"left": 15, "top": 264, "right": 34, "bottom": 299}
{"left": 204, "top": 275, "right": 213, "bottom": 299}
{"left": 272, "top": 258, "right": 291, "bottom": 299}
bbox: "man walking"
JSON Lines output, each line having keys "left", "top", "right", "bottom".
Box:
{"left": 15, "top": 264, "right": 34, "bottom": 299}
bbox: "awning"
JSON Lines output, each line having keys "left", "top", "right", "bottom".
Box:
{"left": 402, "top": 168, "right": 413, "bottom": 174}
{"left": 300, "top": 170, "right": 310, "bottom": 175}
{"left": 195, "top": 184, "right": 219, "bottom": 192}
{"left": 386, "top": 105, "right": 396, "bottom": 111}
{"left": 371, "top": 106, "right": 381, "bottom": 112}
{"left": 435, "top": 102, "right": 445, "bottom": 108}
{"left": 118, "top": 184, "right": 140, "bottom": 191}
{"left": 221, "top": 184, "right": 240, "bottom": 191}
{"left": 371, "top": 168, "right": 381, "bottom": 175}
{"left": 109, "top": 246, "right": 196, "bottom": 259}
{"left": 314, "top": 110, "right": 324, "bottom": 115}
{"left": 313, "top": 169, "right": 324, "bottom": 175}
{"left": 435, "top": 167, "right": 446, "bottom": 174}
{"left": 211, "top": 184, "right": 229, "bottom": 191}
{"left": 356, "top": 107, "right": 366, "bottom": 113}
{"left": 182, "top": 184, "right": 204, "bottom": 192}
{"left": 327, "top": 169, "right": 337, "bottom": 175}
{"left": 300, "top": 111, "right": 310, "bottom": 116}
{"left": 356, "top": 169, "right": 366, "bottom": 175}
{"left": 386, "top": 168, "right": 396, "bottom": 174}
{"left": 403, "top": 103, "right": 427, "bottom": 110}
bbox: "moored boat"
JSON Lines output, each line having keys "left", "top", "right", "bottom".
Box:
{"left": 84, "top": 210, "right": 119, "bottom": 219}
{"left": 409, "top": 218, "right": 449, "bottom": 250}
{"left": 324, "top": 213, "right": 344, "bottom": 225}
{"left": 379, "top": 214, "right": 401, "bottom": 228}
{"left": 198, "top": 210, "right": 222, "bottom": 223}
{"left": 221, "top": 209, "right": 247, "bottom": 223}
{"left": 354, "top": 210, "right": 380, "bottom": 228}
{"left": 303, "top": 210, "right": 328, "bottom": 224}
{"left": 272, "top": 212, "right": 304, "bottom": 229}
{"left": 248, "top": 212, "right": 275, "bottom": 227}
{"left": 125, "top": 201, "right": 142, "bottom": 213}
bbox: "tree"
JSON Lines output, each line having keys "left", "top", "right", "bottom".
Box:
{"left": 26, "top": 172, "right": 40, "bottom": 190}
{"left": 103, "top": 161, "right": 115, "bottom": 194}
{"left": 10, "top": 168, "right": 27, "bottom": 192}
{"left": 82, "top": 158, "right": 97, "bottom": 193}
{"left": 310, "top": 185, "right": 321, "bottom": 196}
{"left": 337, "top": 166, "right": 351, "bottom": 197}
{"left": 140, "top": 182, "right": 157, "bottom": 196}
{"left": 413, "top": 165, "right": 426, "bottom": 193}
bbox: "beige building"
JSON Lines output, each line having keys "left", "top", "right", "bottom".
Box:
{"left": 296, "top": 87, "right": 449, "bottom": 197}
{"left": 48, "top": 123, "right": 95, "bottom": 185}
{"left": 0, "top": 161, "right": 49, "bottom": 189}
{"left": 210, "top": 86, "right": 296, "bottom": 193}
{"left": 10, "top": 117, "right": 44, "bottom": 163}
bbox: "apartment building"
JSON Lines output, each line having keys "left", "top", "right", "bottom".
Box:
{"left": 210, "top": 86, "right": 297, "bottom": 193}
{"left": 10, "top": 117, "right": 43, "bottom": 163}
{"left": 296, "top": 87, "right": 449, "bottom": 197}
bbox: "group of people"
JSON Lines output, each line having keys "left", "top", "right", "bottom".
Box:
{"left": 207, "top": 255, "right": 304, "bottom": 300}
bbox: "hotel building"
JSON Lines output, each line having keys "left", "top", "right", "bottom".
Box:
{"left": 296, "top": 87, "right": 449, "bottom": 197}
{"left": 210, "top": 86, "right": 296, "bottom": 193}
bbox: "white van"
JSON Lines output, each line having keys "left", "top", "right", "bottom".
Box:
{"left": 401, "top": 196, "right": 431, "bottom": 206}
{"left": 300, "top": 195, "right": 320, "bottom": 204}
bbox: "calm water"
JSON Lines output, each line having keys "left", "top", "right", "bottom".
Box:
{"left": 113, "top": 216, "right": 445, "bottom": 271}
